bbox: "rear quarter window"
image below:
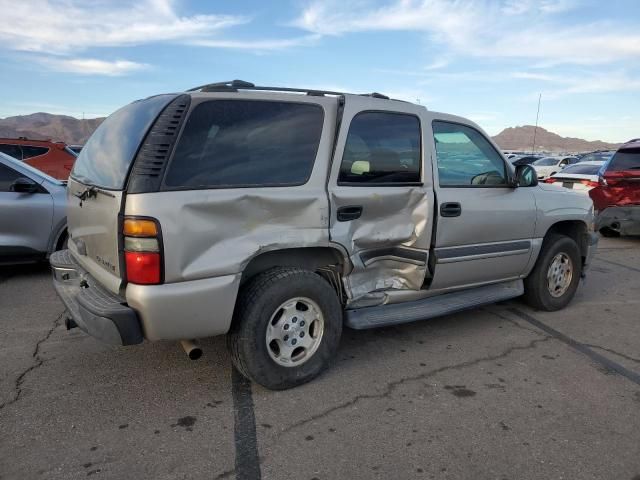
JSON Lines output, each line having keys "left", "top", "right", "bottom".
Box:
{"left": 163, "top": 100, "right": 324, "bottom": 189}
{"left": 21, "top": 145, "right": 50, "bottom": 159}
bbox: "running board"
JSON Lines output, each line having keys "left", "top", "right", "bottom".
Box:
{"left": 344, "top": 280, "right": 524, "bottom": 330}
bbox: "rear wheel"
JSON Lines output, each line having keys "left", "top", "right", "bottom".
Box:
{"left": 228, "top": 267, "right": 342, "bottom": 390}
{"left": 523, "top": 234, "right": 581, "bottom": 311}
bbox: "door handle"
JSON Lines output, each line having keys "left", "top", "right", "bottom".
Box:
{"left": 440, "top": 202, "right": 462, "bottom": 217}
{"left": 337, "top": 205, "right": 363, "bottom": 222}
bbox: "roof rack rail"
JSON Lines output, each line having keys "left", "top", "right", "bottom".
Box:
{"left": 186, "top": 80, "right": 396, "bottom": 101}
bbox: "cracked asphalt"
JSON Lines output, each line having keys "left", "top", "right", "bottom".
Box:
{"left": 1, "top": 236, "right": 640, "bottom": 480}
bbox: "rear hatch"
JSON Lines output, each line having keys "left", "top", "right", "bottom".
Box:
{"left": 67, "top": 94, "right": 178, "bottom": 294}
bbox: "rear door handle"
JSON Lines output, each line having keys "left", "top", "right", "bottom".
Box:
{"left": 337, "top": 205, "right": 363, "bottom": 222}
{"left": 440, "top": 202, "right": 462, "bottom": 217}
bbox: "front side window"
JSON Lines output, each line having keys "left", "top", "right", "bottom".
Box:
{"left": 0, "top": 163, "right": 22, "bottom": 192}
{"left": 338, "top": 112, "right": 421, "bottom": 184}
{"left": 164, "top": 100, "right": 324, "bottom": 189}
{"left": 433, "top": 121, "right": 507, "bottom": 186}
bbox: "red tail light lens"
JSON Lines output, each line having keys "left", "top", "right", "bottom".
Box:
{"left": 123, "top": 216, "right": 163, "bottom": 285}
{"left": 580, "top": 180, "right": 599, "bottom": 188}
{"left": 125, "top": 252, "right": 161, "bottom": 285}
{"left": 545, "top": 178, "right": 558, "bottom": 183}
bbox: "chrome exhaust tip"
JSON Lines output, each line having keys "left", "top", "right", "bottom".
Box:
{"left": 180, "top": 339, "right": 202, "bottom": 360}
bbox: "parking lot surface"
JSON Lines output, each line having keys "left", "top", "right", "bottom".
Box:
{"left": 1, "top": 236, "right": 639, "bottom": 480}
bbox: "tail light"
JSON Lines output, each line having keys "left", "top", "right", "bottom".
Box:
{"left": 545, "top": 177, "right": 559, "bottom": 183}
{"left": 579, "top": 179, "right": 599, "bottom": 188}
{"left": 123, "top": 217, "right": 163, "bottom": 285}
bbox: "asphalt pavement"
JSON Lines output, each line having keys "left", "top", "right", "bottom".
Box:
{"left": 1, "top": 236, "right": 639, "bottom": 480}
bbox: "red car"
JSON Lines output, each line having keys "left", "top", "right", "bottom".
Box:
{"left": 589, "top": 138, "right": 640, "bottom": 236}
{"left": 0, "top": 137, "right": 77, "bottom": 180}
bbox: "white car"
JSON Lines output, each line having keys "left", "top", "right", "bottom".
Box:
{"left": 544, "top": 161, "right": 605, "bottom": 192}
{"left": 531, "top": 156, "right": 580, "bottom": 180}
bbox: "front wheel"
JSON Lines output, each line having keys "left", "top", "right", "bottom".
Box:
{"left": 522, "top": 234, "right": 582, "bottom": 311}
{"left": 228, "top": 267, "right": 342, "bottom": 390}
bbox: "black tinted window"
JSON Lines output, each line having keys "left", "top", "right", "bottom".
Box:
{"left": 72, "top": 94, "right": 177, "bottom": 189}
{"left": 165, "top": 100, "right": 323, "bottom": 188}
{"left": 0, "top": 144, "right": 22, "bottom": 160}
{"left": 560, "top": 163, "right": 603, "bottom": 175}
{"left": 608, "top": 149, "right": 640, "bottom": 171}
{"left": 338, "top": 112, "right": 421, "bottom": 184}
{"left": 0, "top": 163, "right": 21, "bottom": 192}
{"left": 433, "top": 121, "right": 507, "bottom": 186}
{"left": 21, "top": 145, "right": 49, "bottom": 159}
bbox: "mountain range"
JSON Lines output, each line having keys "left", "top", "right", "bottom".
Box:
{"left": 0, "top": 113, "right": 621, "bottom": 153}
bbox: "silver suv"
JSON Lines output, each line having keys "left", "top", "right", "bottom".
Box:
{"left": 51, "top": 81, "right": 598, "bottom": 389}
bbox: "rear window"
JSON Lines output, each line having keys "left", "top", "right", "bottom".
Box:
{"left": 71, "top": 94, "right": 177, "bottom": 189}
{"left": 559, "top": 163, "right": 603, "bottom": 175}
{"left": 579, "top": 151, "right": 614, "bottom": 163}
{"left": 533, "top": 157, "right": 558, "bottom": 166}
{"left": 608, "top": 149, "right": 640, "bottom": 171}
{"left": 164, "top": 100, "right": 324, "bottom": 189}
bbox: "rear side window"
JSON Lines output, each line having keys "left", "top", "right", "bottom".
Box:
{"left": 608, "top": 149, "right": 640, "bottom": 171}
{"left": 164, "top": 100, "right": 324, "bottom": 189}
{"left": 71, "top": 94, "right": 177, "bottom": 189}
{"left": 338, "top": 112, "right": 421, "bottom": 184}
{"left": 433, "top": 121, "right": 507, "bottom": 186}
{"left": 0, "top": 144, "right": 22, "bottom": 160}
{"left": 21, "top": 146, "right": 49, "bottom": 159}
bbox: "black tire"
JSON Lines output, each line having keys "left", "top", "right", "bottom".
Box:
{"left": 522, "top": 234, "right": 582, "bottom": 311}
{"left": 227, "top": 267, "right": 342, "bottom": 390}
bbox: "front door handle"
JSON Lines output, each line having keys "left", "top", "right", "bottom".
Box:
{"left": 440, "top": 202, "right": 462, "bottom": 217}
{"left": 337, "top": 205, "right": 363, "bottom": 222}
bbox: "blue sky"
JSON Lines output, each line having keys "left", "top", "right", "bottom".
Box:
{"left": 0, "top": 0, "right": 638, "bottom": 142}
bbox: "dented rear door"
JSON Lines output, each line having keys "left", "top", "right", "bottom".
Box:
{"left": 328, "top": 96, "right": 434, "bottom": 301}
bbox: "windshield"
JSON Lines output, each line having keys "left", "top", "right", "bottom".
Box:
{"left": 533, "top": 157, "right": 558, "bottom": 166}
{"left": 560, "top": 163, "right": 603, "bottom": 175}
{"left": 71, "top": 94, "right": 177, "bottom": 189}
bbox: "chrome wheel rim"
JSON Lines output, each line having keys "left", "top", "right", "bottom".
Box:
{"left": 547, "top": 253, "right": 573, "bottom": 298}
{"left": 266, "top": 297, "right": 325, "bottom": 368}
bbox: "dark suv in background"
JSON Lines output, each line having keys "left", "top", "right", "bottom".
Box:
{"left": 590, "top": 139, "right": 640, "bottom": 236}
{"left": 0, "top": 137, "right": 77, "bottom": 180}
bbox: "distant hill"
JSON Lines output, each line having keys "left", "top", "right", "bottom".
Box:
{"left": 0, "top": 112, "right": 104, "bottom": 145}
{"left": 0, "top": 113, "right": 621, "bottom": 153}
{"left": 492, "top": 125, "right": 620, "bottom": 153}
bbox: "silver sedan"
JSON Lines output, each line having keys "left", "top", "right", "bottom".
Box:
{"left": 0, "top": 152, "right": 67, "bottom": 264}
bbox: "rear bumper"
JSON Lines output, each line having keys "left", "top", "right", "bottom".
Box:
{"left": 50, "top": 250, "right": 143, "bottom": 346}
{"left": 595, "top": 206, "right": 640, "bottom": 236}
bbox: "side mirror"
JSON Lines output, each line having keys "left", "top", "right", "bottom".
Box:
{"left": 515, "top": 164, "right": 538, "bottom": 187}
{"left": 10, "top": 177, "right": 39, "bottom": 194}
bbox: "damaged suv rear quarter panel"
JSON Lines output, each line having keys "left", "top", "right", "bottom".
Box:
{"left": 124, "top": 92, "right": 340, "bottom": 284}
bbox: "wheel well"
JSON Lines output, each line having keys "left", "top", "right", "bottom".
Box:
{"left": 544, "top": 221, "right": 588, "bottom": 263}
{"left": 54, "top": 227, "right": 68, "bottom": 251}
{"left": 240, "top": 247, "right": 349, "bottom": 302}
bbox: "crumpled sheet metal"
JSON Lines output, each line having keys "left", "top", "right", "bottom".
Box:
{"left": 126, "top": 188, "right": 331, "bottom": 283}
{"left": 331, "top": 187, "right": 430, "bottom": 300}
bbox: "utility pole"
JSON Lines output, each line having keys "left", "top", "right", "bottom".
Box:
{"left": 531, "top": 93, "right": 541, "bottom": 154}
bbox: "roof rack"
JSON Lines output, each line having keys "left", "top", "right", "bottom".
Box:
{"left": 186, "top": 79, "right": 392, "bottom": 101}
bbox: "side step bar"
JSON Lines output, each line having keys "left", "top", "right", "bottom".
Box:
{"left": 344, "top": 280, "right": 524, "bottom": 330}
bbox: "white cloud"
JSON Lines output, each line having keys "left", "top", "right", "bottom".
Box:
{"left": 291, "top": 0, "right": 640, "bottom": 65}
{"left": 512, "top": 70, "right": 640, "bottom": 96}
{"left": 0, "top": 0, "right": 247, "bottom": 53}
{"left": 190, "top": 34, "right": 321, "bottom": 51}
{"left": 38, "top": 57, "right": 149, "bottom": 76}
